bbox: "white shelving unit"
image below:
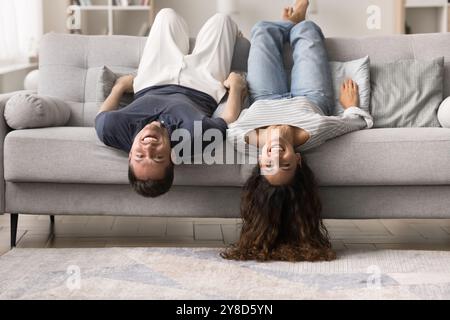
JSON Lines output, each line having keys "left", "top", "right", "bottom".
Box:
{"left": 405, "top": 0, "right": 448, "bottom": 33}
{"left": 68, "top": 0, "right": 155, "bottom": 36}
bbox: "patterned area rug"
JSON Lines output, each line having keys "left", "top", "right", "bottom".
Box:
{"left": 0, "top": 248, "right": 449, "bottom": 299}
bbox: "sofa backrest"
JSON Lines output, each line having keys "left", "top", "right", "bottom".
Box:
{"left": 39, "top": 32, "right": 450, "bottom": 127}
{"left": 38, "top": 33, "right": 250, "bottom": 127}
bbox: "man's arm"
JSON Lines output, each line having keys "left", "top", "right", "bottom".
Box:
{"left": 97, "top": 75, "right": 135, "bottom": 115}
{"left": 220, "top": 72, "right": 247, "bottom": 125}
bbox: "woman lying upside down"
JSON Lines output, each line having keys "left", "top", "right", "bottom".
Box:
{"left": 222, "top": 0, "right": 373, "bottom": 262}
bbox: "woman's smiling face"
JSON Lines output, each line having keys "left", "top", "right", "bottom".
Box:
{"left": 259, "top": 126, "right": 301, "bottom": 186}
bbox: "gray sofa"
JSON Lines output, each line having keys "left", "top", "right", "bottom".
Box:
{"left": 2, "top": 32, "right": 450, "bottom": 248}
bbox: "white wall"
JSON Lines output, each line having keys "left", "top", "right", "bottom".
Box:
{"left": 43, "top": 0, "right": 70, "bottom": 34}
{"left": 41, "top": 0, "right": 401, "bottom": 37}
{"left": 155, "top": 0, "right": 401, "bottom": 38}
{"left": 0, "top": 65, "right": 37, "bottom": 94}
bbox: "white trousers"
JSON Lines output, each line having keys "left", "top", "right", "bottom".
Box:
{"left": 133, "top": 8, "right": 238, "bottom": 104}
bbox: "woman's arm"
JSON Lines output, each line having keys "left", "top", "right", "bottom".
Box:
{"left": 339, "top": 79, "right": 373, "bottom": 128}
{"left": 220, "top": 72, "right": 247, "bottom": 125}
{"left": 97, "top": 75, "right": 135, "bottom": 115}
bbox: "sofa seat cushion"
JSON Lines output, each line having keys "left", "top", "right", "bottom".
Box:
{"left": 4, "top": 127, "right": 247, "bottom": 186}
{"left": 4, "top": 127, "right": 450, "bottom": 186}
{"left": 302, "top": 128, "right": 450, "bottom": 186}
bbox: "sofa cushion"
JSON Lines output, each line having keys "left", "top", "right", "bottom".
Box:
{"left": 5, "top": 93, "right": 71, "bottom": 129}
{"left": 370, "top": 58, "right": 444, "bottom": 128}
{"left": 302, "top": 128, "right": 450, "bottom": 186}
{"left": 4, "top": 127, "right": 450, "bottom": 186}
{"left": 329, "top": 56, "right": 371, "bottom": 116}
{"left": 3, "top": 127, "right": 247, "bottom": 186}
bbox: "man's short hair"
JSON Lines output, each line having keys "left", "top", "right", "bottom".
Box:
{"left": 128, "top": 163, "right": 174, "bottom": 198}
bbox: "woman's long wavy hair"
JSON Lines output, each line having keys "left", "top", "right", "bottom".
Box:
{"left": 221, "top": 159, "right": 336, "bottom": 262}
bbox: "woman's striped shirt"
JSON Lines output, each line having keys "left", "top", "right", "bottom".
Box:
{"left": 227, "top": 96, "right": 374, "bottom": 153}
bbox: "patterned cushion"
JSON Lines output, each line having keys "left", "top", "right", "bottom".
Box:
{"left": 370, "top": 58, "right": 444, "bottom": 128}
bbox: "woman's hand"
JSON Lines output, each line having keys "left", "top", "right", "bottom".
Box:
{"left": 114, "top": 75, "right": 135, "bottom": 94}
{"left": 339, "top": 79, "right": 360, "bottom": 109}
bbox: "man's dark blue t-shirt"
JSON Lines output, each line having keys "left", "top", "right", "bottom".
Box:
{"left": 95, "top": 85, "right": 227, "bottom": 154}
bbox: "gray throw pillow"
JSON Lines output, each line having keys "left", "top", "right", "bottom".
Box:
{"left": 330, "top": 56, "right": 371, "bottom": 116}
{"left": 96, "top": 66, "right": 136, "bottom": 108}
{"left": 370, "top": 57, "right": 444, "bottom": 128}
{"left": 4, "top": 93, "right": 71, "bottom": 129}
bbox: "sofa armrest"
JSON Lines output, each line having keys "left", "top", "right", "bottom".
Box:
{"left": 0, "top": 90, "right": 36, "bottom": 214}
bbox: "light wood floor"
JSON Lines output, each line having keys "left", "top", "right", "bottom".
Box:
{"left": 1, "top": 214, "right": 450, "bottom": 256}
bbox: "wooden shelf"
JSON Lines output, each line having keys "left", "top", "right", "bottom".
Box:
{"left": 75, "top": 5, "right": 109, "bottom": 10}
{"left": 112, "top": 6, "right": 151, "bottom": 10}
{"left": 404, "top": 0, "right": 448, "bottom": 33}
{"left": 405, "top": 0, "right": 447, "bottom": 8}
{"left": 68, "top": 0, "right": 155, "bottom": 36}
{"left": 75, "top": 5, "right": 152, "bottom": 11}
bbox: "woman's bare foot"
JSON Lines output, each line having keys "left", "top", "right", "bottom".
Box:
{"left": 282, "top": 0, "right": 309, "bottom": 24}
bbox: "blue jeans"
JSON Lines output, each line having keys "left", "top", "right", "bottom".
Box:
{"left": 247, "top": 20, "right": 334, "bottom": 115}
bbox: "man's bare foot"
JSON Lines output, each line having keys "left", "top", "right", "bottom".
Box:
{"left": 282, "top": 0, "right": 309, "bottom": 24}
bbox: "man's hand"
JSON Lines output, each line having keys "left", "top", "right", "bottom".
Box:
{"left": 224, "top": 72, "right": 247, "bottom": 91}
{"left": 339, "top": 79, "right": 360, "bottom": 110}
{"left": 221, "top": 72, "right": 247, "bottom": 125}
{"left": 114, "top": 75, "right": 135, "bottom": 94}
{"left": 97, "top": 74, "right": 135, "bottom": 115}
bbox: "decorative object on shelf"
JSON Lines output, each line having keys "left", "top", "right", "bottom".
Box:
{"left": 79, "top": 0, "right": 93, "bottom": 6}
{"left": 114, "top": 0, "right": 129, "bottom": 6}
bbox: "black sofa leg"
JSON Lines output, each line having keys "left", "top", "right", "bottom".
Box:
{"left": 10, "top": 214, "right": 18, "bottom": 248}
